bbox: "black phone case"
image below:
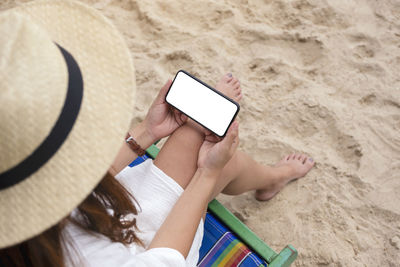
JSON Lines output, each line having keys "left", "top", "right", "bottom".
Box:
{"left": 165, "top": 70, "right": 240, "bottom": 137}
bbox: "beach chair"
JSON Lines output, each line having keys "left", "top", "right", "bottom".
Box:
{"left": 130, "top": 144, "right": 298, "bottom": 267}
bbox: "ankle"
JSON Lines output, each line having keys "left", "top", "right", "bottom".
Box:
{"left": 271, "top": 165, "right": 292, "bottom": 182}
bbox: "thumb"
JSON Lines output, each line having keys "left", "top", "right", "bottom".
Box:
{"left": 221, "top": 121, "right": 239, "bottom": 151}
{"left": 156, "top": 79, "right": 173, "bottom": 103}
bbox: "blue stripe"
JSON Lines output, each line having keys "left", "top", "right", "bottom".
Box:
{"left": 129, "top": 154, "right": 149, "bottom": 167}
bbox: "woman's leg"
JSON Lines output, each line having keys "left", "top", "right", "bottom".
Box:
{"left": 210, "top": 151, "right": 315, "bottom": 201}
{"left": 153, "top": 120, "right": 205, "bottom": 189}
{"left": 155, "top": 121, "right": 314, "bottom": 201}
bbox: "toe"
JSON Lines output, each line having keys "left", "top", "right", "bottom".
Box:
{"left": 305, "top": 157, "right": 315, "bottom": 168}
{"left": 289, "top": 153, "right": 296, "bottom": 160}
{"left": 235, "top": 88, "right": 242, "bottom": 96}
{"left": 229, "top": 77, "right": 238, "bottom": 85}
{"left": 299, "top": 154, "right": 307, "bottom": 163}
{"left": 222, "top": 73, "right": 233, "bottom": 83}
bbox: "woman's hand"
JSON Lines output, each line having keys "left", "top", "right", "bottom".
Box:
{"left": 197, "top": 121, "right": 239, "bottom": 176}
{"left": 143, "top": 80, "right": 188, "bottom": 141}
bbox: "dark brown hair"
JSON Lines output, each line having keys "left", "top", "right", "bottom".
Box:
{"left": 0, "top": 172, "right": 141, "bottom": 267}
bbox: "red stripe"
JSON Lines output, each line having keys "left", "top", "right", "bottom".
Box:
{"left": 226, "top": 244, "right": 251, "bottom": 266}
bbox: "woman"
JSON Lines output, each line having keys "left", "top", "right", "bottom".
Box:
{"left": 0, "top": 1, "right": 314, "bottom": 266}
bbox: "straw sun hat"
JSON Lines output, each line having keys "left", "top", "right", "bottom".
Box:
{"left": 0, "top": 0, "right": 136, "bottom": 248}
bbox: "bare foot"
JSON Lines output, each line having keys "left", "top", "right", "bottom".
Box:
{"left": 255, "top": 153, "right": 315, "bottom": 201}
{"left": 215, "top": 73, "right": 242, "bottom": 102}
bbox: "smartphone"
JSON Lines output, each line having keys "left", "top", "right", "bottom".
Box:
{"left": 166, "top": 70, "right": 240, "bottom": 137}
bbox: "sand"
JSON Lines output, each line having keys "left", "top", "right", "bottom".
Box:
{"left": 2, "top": 0, "right": 400, "bottom": 266}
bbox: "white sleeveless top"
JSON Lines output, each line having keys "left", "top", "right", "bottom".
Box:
{"left": 64, "top": 159, "right": 204, "bottom": 266}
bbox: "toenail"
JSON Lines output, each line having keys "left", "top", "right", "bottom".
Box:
{"left": 227, "top": 73, "right": 232, "bottom": 77}
{"left": 309, "top": 158, "right": 313, "bottom": 162}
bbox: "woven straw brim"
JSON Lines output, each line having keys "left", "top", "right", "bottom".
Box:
{"left": 0, "top": 0, "right": 135, "bottom": 248}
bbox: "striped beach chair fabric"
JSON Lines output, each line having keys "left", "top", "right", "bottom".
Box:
{"left": 198, "top": 213, "right": 268, "bottom": 266}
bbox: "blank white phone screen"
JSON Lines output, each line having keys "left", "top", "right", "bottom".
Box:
{"left": 166, "top": 71, "right": 238, "bottom": 137}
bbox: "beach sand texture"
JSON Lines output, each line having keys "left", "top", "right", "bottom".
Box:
{"left": 2, "top": 0, "right": 400, "bottom": 266}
